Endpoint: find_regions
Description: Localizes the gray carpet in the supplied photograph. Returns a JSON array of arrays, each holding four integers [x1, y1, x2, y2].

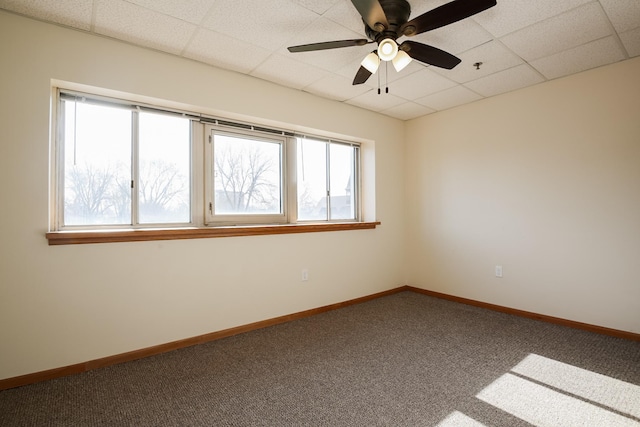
[[1, 291, 639, 426]]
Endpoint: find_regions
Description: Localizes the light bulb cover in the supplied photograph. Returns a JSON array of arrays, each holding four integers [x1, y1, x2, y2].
[[392, 50, 412, 72], [361, 52, 380, 74], [377, 38, 398, 61]]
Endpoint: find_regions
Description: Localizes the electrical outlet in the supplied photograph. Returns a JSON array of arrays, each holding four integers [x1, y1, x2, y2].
[[495, 265, 503, 278], [301, 269, 309, 282]]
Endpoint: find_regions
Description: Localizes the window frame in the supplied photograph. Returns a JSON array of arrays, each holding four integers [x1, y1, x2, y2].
[[54, 90, 196, 231], [48, 86, 375, 244], [295, 137, 361, 223], [204, 125, 289, 226]]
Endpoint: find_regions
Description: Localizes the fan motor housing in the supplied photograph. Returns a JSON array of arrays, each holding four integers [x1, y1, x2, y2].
[[364, 0, 411, 40]]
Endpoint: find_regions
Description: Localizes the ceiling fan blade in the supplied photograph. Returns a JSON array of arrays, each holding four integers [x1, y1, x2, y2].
[[288, 39, 371, 53], [353, 65, 373, 85], [400, 0, 496, 36], [400, 41, 461, 69], [351, 0, 389, 32]]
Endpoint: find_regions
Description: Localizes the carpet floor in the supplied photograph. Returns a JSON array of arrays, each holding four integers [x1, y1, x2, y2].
[[1, 291, 639, 426]]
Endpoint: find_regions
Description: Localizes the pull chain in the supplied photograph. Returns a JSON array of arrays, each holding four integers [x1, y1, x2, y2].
[[385, 61, 389, 94]]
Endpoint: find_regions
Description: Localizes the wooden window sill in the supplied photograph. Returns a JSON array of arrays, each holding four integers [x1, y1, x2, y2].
[[46, 222, 381, 245]]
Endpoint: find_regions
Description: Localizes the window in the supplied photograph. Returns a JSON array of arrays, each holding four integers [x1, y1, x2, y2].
[[51, 89, 369, 242], [57, 93, 191, 228], [297, 138, 358, 222], [206, 127, 286, 224]]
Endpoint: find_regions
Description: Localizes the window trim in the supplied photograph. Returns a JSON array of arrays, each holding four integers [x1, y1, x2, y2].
[[49, 85, 375, 244], [45, 222, 381, 245]]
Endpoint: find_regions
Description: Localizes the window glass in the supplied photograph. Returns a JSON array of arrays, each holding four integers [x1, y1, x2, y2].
[[62, 100, 131, 225], [297, 138, 357, 221], [138, 111, 190, 223], [213, 133, 282, 215], [329, 143, 355, 220], [297, 139, 327, 221], [55, 90, 361, 232]]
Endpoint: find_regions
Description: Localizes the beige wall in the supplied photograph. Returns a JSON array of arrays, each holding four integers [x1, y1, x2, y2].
[[405, 57, 640, 334], [0, 11, 406, 380], [2, 9, 639, 382]]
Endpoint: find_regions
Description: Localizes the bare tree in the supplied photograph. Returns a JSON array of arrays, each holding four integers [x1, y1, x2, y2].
[[112, 175, 132, 222], [297, 181, 323, 219], [138, 160, 188, 220], [65, 160, 187, 224], [214, 144, 279, 213], [65, 163, 121, 223]]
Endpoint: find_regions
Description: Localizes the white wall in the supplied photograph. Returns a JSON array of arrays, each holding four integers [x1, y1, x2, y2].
[[405, 57, 640, 334], [0, 11, 406, 380]]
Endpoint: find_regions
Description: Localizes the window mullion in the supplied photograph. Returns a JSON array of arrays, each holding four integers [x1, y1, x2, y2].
[[131, 110, 140, 225], [355, 146, 361, 221], [204, 128, 213, 224], [55, 96, 67, 230], [286, 137, 298, 222], [190, 121, 204, 226], [325, 142, 331, 221]]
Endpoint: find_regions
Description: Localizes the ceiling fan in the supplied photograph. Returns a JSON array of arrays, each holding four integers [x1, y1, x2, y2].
[[287, 0, 497, 85]]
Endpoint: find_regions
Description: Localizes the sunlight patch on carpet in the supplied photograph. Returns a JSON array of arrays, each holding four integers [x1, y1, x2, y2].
[[512, 353, 640, 419], [477, 368, 640, 427], [435, 410, 487, 427]]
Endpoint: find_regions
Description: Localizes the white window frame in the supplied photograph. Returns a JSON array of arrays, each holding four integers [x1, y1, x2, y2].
[[295, 137, 361, 223], [53, 90, 196, 230], [50, 86, 365, 236], [204, 124, 289, 225]]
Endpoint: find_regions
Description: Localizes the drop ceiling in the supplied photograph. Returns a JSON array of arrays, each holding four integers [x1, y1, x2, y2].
[[1, 0, 638, 120]]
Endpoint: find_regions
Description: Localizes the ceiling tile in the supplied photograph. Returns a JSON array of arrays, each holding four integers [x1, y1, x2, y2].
[[500, 3, 613, 62], [434, 41, 523, 84], [465, 64, 544, 97], [620, 27, 640, 57], [94, 0, 196, 54], [203, 0, 318, 51], [474, 0, 592, 38], [290, 0, 341, 15], [303, 74, 371, 101], [407, 0, 451, 19], [322, 0, 365, 32], [333, 55, 373, 83], [386, 61, 427, 81], [386, 68, 457, 100], [381, 102, 436, 121], [281, 16, 371, 72], [411, 19, 493, 56], [0, 0, 92, 30], [415, 85, 483, 111], [530, 36, 626, 80], [124, 0, 216, 25], [184, 29, 272, 74], [599, 0, 640, 33], [250, 53, 329, 90], [346, 90, 407, 112], [5, 0, 638, 120]]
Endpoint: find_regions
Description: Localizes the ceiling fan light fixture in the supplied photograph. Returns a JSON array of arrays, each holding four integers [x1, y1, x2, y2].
[[392, 50, 412, 72], [361, 51, 381, 73], [377, 38, 398, 61], [287, 0, 498, 86]]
